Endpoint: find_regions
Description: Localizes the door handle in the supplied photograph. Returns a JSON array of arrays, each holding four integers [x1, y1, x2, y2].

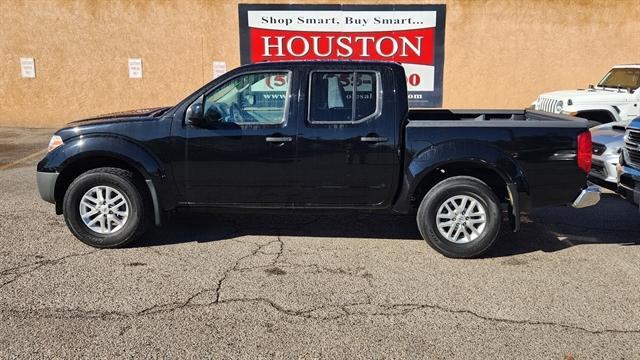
[[360, 136, 388, 143], [266, 136, 293, 143]]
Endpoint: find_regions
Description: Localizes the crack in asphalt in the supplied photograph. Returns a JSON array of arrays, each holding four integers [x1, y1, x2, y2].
[[1, 237, 637, 336], [0, 250, 101, 290], [132, 235, 286, 316], [214, 235, 284, 303], [2, 295, 639, 336]]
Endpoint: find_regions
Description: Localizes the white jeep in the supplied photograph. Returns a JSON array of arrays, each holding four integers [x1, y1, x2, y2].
[[533, 64, 640, 126]]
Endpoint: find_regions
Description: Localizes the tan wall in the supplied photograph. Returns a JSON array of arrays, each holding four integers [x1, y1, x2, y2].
[[1, 0, 639, 128]]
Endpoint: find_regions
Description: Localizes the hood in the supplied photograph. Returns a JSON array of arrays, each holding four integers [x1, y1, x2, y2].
[[590, 121, 626, 148], [590, 121, 628, 133], [538, 88, 631, 104], [66, 107, 171, 127]]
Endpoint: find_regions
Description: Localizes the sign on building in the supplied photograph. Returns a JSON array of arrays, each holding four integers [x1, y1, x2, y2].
[[128, 58, 143, 79], [239, 4, 446, 108], [213, 61, 227, 79], [20, 57, 36, 78]]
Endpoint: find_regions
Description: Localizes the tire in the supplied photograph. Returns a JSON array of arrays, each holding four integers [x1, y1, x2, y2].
[[63, 167, 149, 248], [416, 176, 502, 258]]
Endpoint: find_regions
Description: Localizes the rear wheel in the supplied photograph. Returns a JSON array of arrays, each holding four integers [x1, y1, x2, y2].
[[417, 176, 502, 258], [63, 167, 148, 248]]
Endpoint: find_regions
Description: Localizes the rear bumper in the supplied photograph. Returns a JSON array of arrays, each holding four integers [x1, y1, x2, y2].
[[587, 175, 617, 192], [618, 165, 640, 207], [572, 185, 601, 209], [36, 171, 58, 204]]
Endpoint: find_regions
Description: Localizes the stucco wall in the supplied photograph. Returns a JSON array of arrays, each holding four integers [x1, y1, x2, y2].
[[0, 0, 639, 128]]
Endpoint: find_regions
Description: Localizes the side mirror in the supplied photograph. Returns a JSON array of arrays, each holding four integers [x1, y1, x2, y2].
[[186, 100, 205, 127], [187, 99, 227, 128]]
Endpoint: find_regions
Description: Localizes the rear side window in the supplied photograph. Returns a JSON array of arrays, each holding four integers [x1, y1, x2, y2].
[[354, 72, 377, 121], [308, 71, 380, 124]]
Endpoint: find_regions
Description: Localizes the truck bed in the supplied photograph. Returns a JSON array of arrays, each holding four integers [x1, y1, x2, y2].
[[404, 109, 589, 208], [408, 109, 588, 127]]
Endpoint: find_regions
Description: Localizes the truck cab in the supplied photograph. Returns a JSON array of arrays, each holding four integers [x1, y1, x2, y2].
[[534, 64, 640, 126]]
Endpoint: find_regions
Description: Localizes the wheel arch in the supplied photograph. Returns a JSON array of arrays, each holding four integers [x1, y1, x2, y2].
[[411, 160, 512, 208], [51, 136, 165, 225], [406, 159, 526, 232], [403, 140, 528, 207], [393, 140, 529, 230], [575, 108, 619, 125]]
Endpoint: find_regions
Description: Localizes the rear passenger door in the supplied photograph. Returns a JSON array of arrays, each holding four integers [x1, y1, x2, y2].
[[296, 67, 399, 207]]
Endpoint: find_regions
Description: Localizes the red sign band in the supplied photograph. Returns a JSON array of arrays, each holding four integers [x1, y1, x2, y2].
[[249, 28, 435, 65]]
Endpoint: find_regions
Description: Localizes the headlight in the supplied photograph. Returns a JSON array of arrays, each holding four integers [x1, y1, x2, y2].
[[555, 100, 563, 113], [47, 135, 64, 152]]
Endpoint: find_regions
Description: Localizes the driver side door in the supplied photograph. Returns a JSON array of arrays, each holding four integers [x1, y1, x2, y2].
[[183, 70, 299, 205]]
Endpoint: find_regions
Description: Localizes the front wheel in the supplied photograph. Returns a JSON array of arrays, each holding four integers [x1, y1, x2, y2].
[[417, 176, 502, 258], [63, 167, 149, 248]]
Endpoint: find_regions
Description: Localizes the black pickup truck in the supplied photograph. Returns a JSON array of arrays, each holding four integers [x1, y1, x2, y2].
[[37, 61, 600, 258]]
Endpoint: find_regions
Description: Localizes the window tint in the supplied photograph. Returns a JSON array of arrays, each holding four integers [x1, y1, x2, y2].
[[308, 71, 379, 123], [355, 72, 377, 121], [309, 72, 353, 122], [204, 72, 289, 124]]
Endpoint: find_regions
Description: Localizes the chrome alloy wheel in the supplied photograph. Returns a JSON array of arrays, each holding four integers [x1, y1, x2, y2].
[[79, 185, 129, 234], [435, 195, 487, 244]]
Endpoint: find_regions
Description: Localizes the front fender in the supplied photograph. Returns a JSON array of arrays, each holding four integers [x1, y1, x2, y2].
[[39, 134, 164, 180], [37, 134, 170, 225], [567, 105, 621, 122]]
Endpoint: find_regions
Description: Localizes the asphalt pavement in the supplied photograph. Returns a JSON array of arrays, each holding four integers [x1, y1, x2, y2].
[[1, 127, 639, 358]]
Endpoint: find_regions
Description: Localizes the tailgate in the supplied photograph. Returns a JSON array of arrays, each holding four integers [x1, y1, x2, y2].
[[518, 110, 590, 207]]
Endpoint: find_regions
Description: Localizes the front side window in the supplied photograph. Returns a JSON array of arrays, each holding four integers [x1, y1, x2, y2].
[[308, 71, 379, 123], [203, 72, 290, 124]]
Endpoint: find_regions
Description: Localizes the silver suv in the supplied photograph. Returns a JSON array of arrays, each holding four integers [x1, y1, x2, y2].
[[589, 122, 626, 190]]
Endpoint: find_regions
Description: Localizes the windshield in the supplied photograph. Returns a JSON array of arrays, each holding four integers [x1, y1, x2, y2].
[[597, 68, 640, 90]]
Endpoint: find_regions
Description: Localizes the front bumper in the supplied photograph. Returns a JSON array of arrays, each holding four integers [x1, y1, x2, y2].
[[572, 185, 601, 209], [589, 154, 619, 191], [618, 165, 640, 207], [36, 171, 58, 204]]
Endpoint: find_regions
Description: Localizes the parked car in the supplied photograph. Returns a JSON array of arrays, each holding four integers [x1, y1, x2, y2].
[[618, 117, 640, 207], [533, 64, 640, 126], [589, 122, 626, 190], [37, 61, 599, 258]]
